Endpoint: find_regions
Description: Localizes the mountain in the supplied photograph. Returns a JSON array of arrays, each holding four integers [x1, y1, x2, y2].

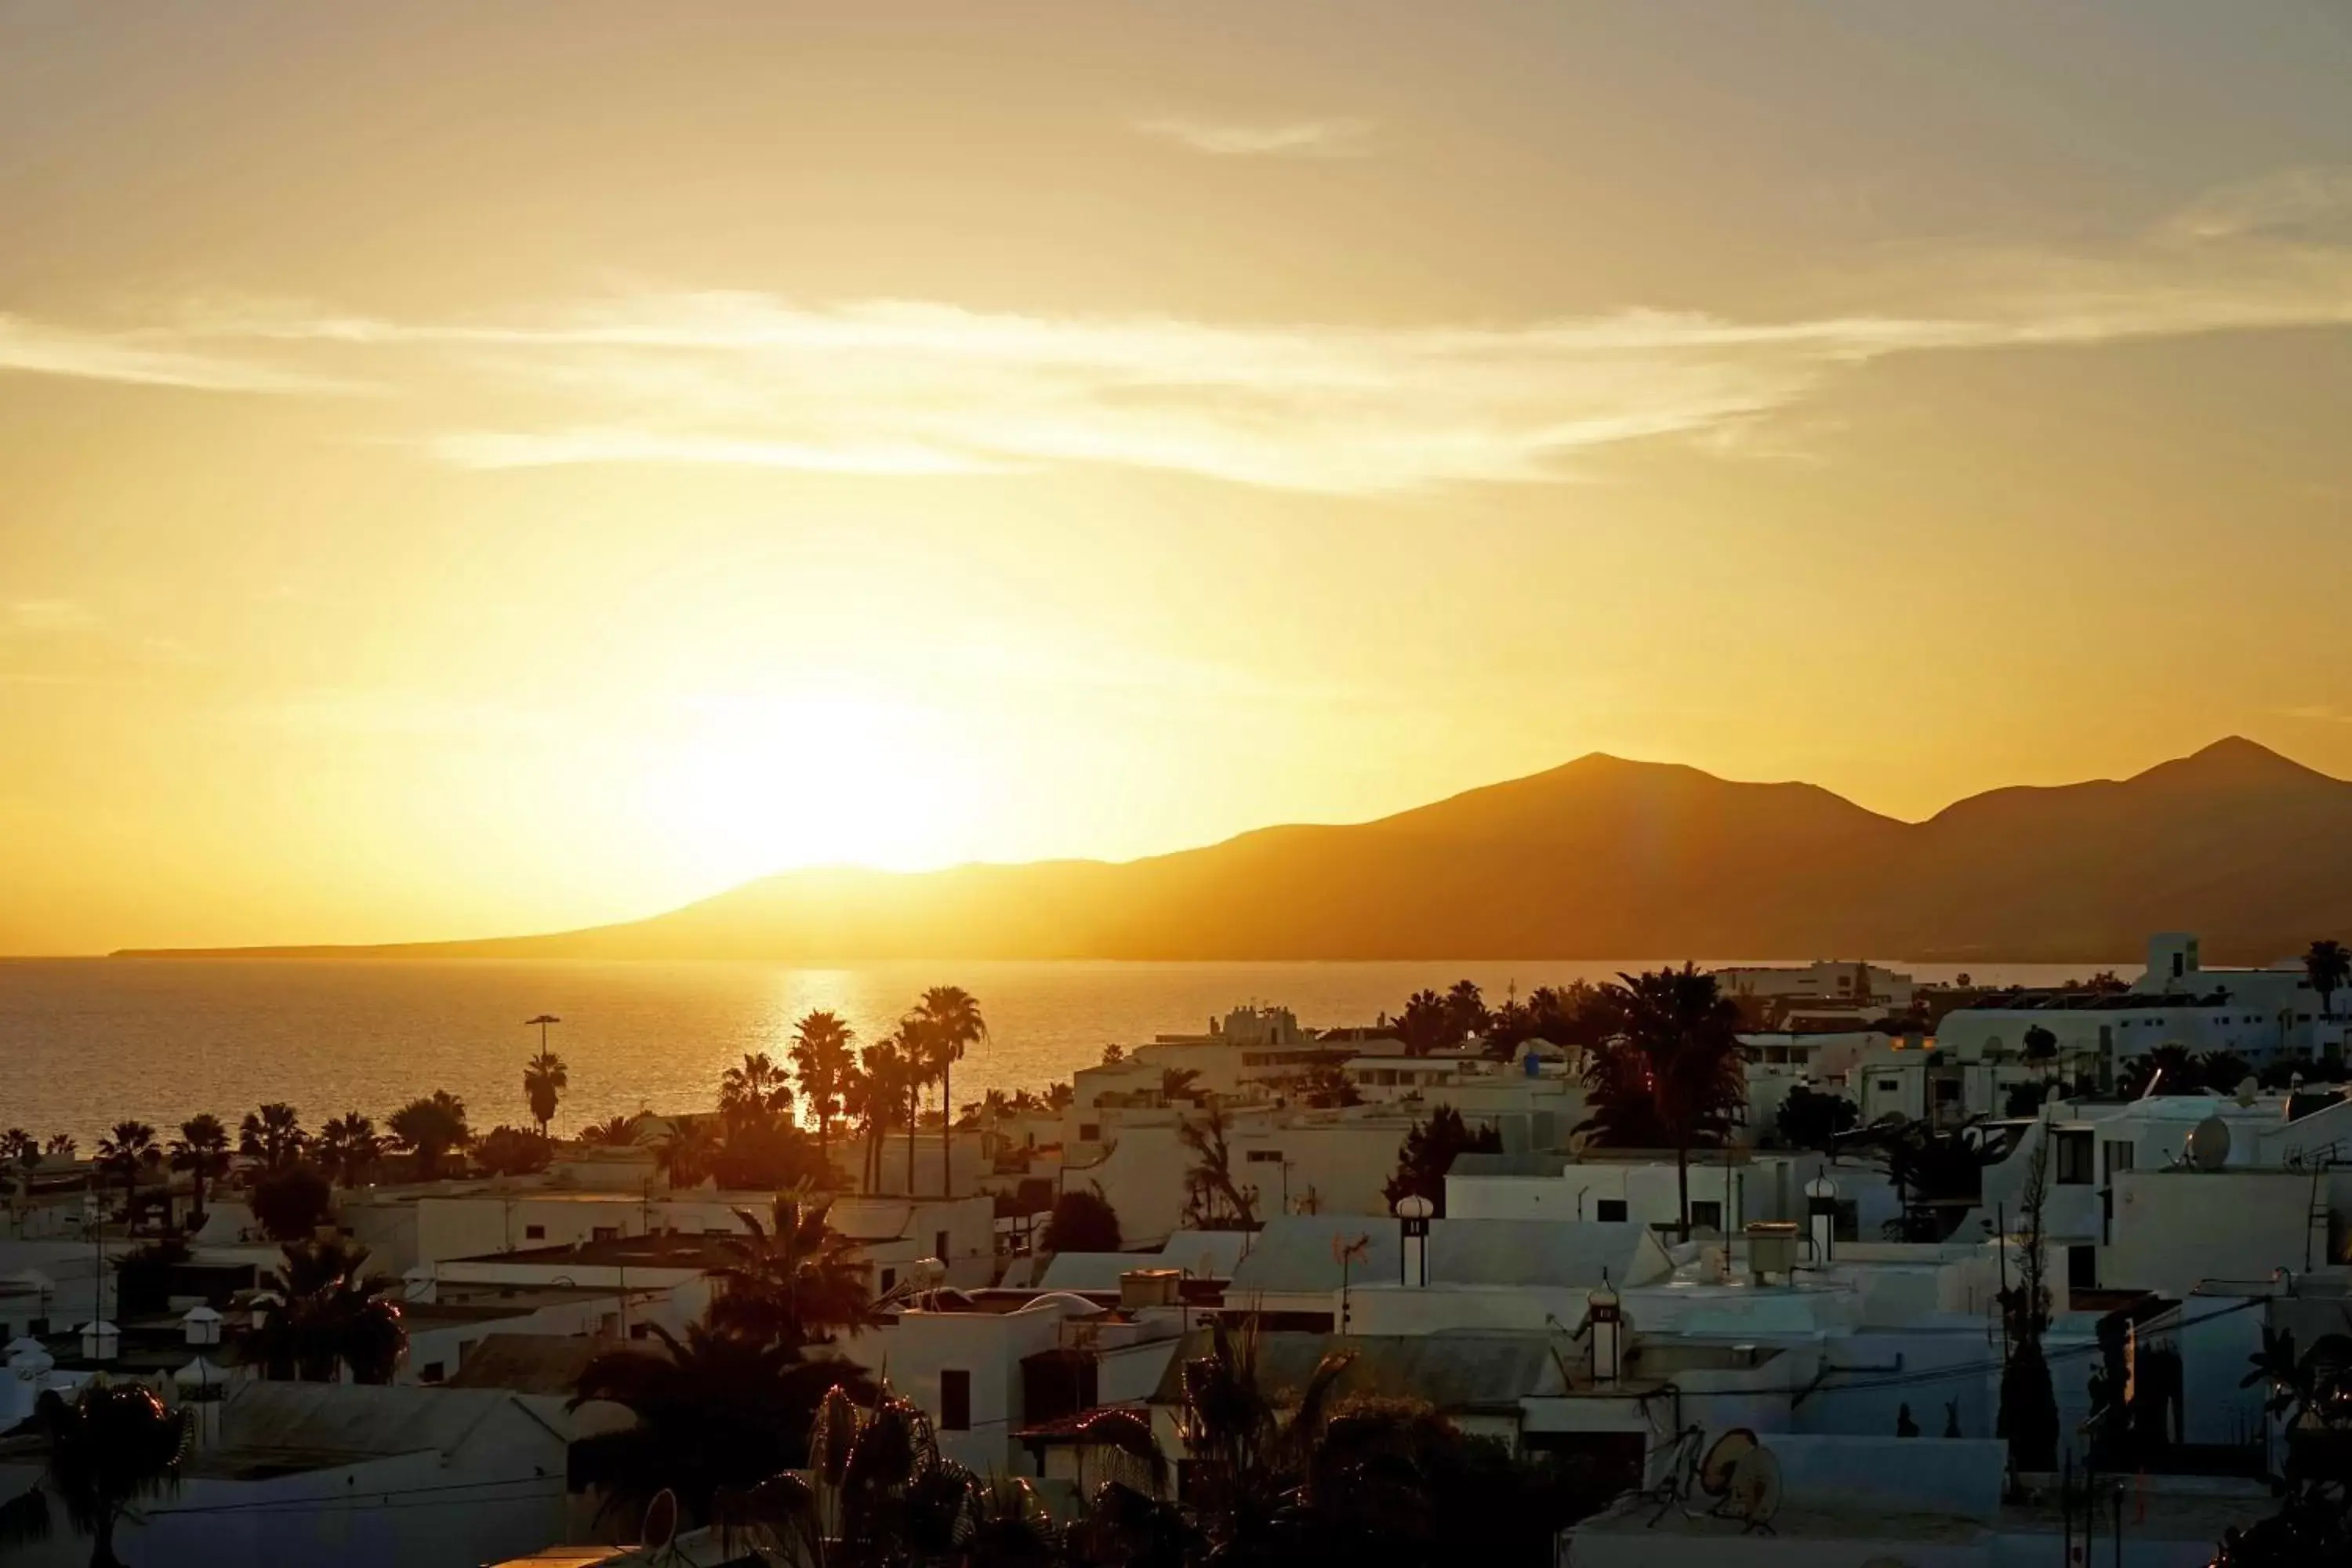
[[115, 737, 2352, 964]]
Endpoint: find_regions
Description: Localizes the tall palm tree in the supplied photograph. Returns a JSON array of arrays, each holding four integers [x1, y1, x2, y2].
[[386, 1091, 469, 1180], [0, 1383, 192, 1568], [43, 1134, 76, 1164], [245, 1236, 406, 1384], [581, 1112, 644, 1148], [1180, 1317, 1354, 1566], [709, 1194, 872, 1351], [568, 1323, 871, 1530], [655, 1120, 719, 1191], [2307, 938, 2350, 1019], [910, 986, 985, 1199], [94, 1121, 156, 1228], [238, 1102, 307, 1171], [786, 1011, 856, 1167], [523, 1048, 569, 1138], [720, 1052, 793, 1136], [168, 1114, 230, 1226], [1, 1128, 38, 1168], [1177, 1103, 1258, 1230], [314, 1112, 383, 1188], [1583, 964, 1747, 1240]]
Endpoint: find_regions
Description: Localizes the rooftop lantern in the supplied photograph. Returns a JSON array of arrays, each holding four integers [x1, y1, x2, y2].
[[78, 1320, 119, 1363], [182, 1305, 223, 1347], [1394, 1193, 1433, 1288]]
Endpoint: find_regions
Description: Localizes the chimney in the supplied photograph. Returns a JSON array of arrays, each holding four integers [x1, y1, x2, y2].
[[1805, 1175, 1840, 1267], [1588, 1277, 1624, 1384], [1394, 1194, 1432, 1287]]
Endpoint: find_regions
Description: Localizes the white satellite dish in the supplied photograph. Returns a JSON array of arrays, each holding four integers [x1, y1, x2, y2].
[[641, 1488, 680, 1557], [2187, 1116, 2231, 1171]]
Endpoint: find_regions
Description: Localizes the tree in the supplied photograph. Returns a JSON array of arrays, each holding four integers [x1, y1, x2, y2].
[[1295, 1061, 1362, 1109], [568, 1323, 871, 1529], [2211, 1325, 2352, 1565], [1042, 1187, 1123, 1254], [474, 1125, 554, 1177], [169, 1114, 230, 1226], [1, 1127, 37, 1169], [720, 1053, 794, 1138], [95, 1121, 158, 1227], [523, 1048, 568, 1138], [1394, 989, 1454, 1056], [911, 986, 985, 1199], [2307, 939, 2350, 1019], [581, 1112, 644, 1147], [1996, 1136, 2059, 1479], [1577, 964, 1748, 1239], [1159, 1066, 1203, 1105], [1853, 1119, 2002, 1242], [249, 1160, 333, 1242], [1181, 1318, 1353, 1565], [787, 1010, 857, 1167], [1178, 1104, 1259, 1229], [1382, 1106, 1501, 1218], [0, 1383, 191, 1568], [709, 1195, 872, 1351], [655, 1120, 719, 1191], [238, 1103, 307, 1170], [1773, 1086, 1859, 1151], [314, 1112, 383, 1188], [245, 1236, 407, 1383], [387, 1091, 470, 1180], [2022, 1023, 2060, 1080], [44, 1134, 76, 1164]]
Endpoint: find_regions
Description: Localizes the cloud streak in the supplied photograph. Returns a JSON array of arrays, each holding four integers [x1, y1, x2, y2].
[[0, 314, 368, 395], [1132, 114, 1376, 158], [9, 169, 2352, 496]]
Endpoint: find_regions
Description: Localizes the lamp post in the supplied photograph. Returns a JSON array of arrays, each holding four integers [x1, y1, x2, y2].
[[527, 1014, 561, 1054]]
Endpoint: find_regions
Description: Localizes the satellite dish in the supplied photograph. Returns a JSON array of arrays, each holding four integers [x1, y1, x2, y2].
[[1698, 1428, 1759, 1497], [1723, 1443, 1784, 1534], [641, 1489, 679, 1555], [2187, 1116, 2231, 1171]]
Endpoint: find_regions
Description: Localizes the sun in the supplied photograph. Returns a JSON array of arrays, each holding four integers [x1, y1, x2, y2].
[[639, 689, 975, 882]]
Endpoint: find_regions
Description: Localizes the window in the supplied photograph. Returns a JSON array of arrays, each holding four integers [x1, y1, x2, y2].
[[1078, 1123, 1101, 1142], [1246, 1149, 1285, 1163], [940, 1369, 971, 1431], [1690, 1201, 1723, 1233], [524, 1224, 546, 1241], [1595, 1199, 1628, 1222], [629, 1323, 652, 1340], [879, 1268, 897, 1294], [419, 1361, 445, 1384], [1877, 1078, 1901, 1094], [591, 1226, 619, 1243], [2102, 1141, 2135, 1181], [2068, 1245, 2097, 1291], [2053, 1131, 2095, 1185], [935, 1229, 950, 1262]]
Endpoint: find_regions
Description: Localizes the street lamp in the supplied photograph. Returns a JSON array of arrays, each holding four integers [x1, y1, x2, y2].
[[526, 1014, 562, 1052]]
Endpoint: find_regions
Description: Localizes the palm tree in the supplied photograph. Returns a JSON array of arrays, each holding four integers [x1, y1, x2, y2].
[[1578, 964, 1747, 1240], [786, 1010, 856, 1167], [94, 1121, 156, 1227], [655, 1120, 719, 1191], [44, 1134, 76, 1164], [245, 1236, 406, 1383], [386, 1091, 470, 1181], [2307, 939, 2351, 1019], [568, 1323, 871, 1529], [910, 986, 986, 1199], [168, 1114, 230, 1226], [709, 1195, 873, 1351], [314, 1112, 383, 1188], [0, 1383, 192, 1567], [1, 1128, 37, 1168], [581, 1112, 644, 1147], [720, 1052, 793, 1136], [1158, 1066, 1203, 1105], [518, 1050, 566, 1139], [1180, 1317, 1353, 1565], [1178, 1103, 1258, 1230], [238, 1102, 306, 1170]]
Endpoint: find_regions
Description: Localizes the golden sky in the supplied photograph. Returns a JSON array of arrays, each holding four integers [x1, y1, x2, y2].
[[8, 2, 2352, 953]]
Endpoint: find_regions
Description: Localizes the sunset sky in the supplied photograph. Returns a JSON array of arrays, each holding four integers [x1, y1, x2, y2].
[[8, 2, 2352, 954]]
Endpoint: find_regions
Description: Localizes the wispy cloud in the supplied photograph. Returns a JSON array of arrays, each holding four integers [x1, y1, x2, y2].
[[0, 314, 368, 395], [1131, 114, 1377, 158], [10, 168, 2352, 495], [4, 600, 99, 634]]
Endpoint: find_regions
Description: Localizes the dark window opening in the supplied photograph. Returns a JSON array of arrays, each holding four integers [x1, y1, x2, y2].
[[1595, 1199, 1628, 1223], [1689, 1201, 1723, 1233], [524, 1225, 546, 1240], [935, 1229, 950, 1262], [940, 1368, 971, 1431]]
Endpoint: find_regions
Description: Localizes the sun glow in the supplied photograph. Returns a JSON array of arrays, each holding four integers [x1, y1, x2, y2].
[[640, 690, 979, 882]]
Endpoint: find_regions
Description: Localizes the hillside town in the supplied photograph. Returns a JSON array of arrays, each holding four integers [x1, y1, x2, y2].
[[5, 935, 2352, 1566]]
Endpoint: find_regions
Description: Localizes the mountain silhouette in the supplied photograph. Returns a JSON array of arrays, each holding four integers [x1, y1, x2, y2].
[[116, 737, 2352, 964]]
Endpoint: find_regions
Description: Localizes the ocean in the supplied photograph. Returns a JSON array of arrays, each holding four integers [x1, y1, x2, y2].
[[0, 956, 2104, 1144]]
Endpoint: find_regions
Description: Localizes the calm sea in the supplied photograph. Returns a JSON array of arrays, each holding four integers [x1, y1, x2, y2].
[[0, 957, 2103, 1144]]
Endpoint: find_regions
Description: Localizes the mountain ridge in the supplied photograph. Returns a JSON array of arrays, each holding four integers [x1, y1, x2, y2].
[[113, 737, 2352, 965]]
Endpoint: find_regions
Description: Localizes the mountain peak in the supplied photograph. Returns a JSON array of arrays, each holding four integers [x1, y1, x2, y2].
[[2140, 735, 2335, 787]]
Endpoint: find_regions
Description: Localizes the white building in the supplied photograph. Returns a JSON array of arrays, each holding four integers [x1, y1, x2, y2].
[[1715, 960, 1918, 1013]]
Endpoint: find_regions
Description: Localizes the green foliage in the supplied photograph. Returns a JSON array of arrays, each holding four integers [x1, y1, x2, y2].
[[1041, 1187, 1123, 1254], [708, 1195, 873, 1351], [238, 1103, 307, 1169], [249, 1160, 333, 1242], [474, 1123, 554, 1177], [387, 1091, 470, 1179], [1381, 1105, 1501, 1217], [0, 1382, 191, 1567], [1773, 1085, 1859, 1150], [246, 1236, 407, 1384]]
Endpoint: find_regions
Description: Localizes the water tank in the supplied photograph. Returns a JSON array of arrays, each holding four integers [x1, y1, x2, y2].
[[1118, 1269, 1181, 1311], [1745, 1222, 1800, 1284]]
